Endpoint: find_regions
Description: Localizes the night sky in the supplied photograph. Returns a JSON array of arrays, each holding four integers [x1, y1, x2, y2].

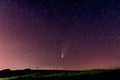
[[0, 0, 120, 70]]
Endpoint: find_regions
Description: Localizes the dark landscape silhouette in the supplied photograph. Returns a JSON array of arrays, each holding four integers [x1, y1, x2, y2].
[[0, 68, 120, 80]]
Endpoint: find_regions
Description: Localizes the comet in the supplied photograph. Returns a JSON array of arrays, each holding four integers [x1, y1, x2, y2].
[[61, 52, 64, 58], [61, 47, 65, 58], [61, 44, 68, 58]]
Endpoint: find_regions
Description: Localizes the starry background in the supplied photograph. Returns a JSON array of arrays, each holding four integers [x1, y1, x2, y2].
[[0, 0, 120, 70]]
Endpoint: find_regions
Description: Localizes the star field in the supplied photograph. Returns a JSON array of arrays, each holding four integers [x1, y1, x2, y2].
[[0, 0, 120, 70]]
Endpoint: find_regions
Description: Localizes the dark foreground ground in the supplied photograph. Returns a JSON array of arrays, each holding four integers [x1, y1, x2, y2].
[[0, 69, 120, 80]]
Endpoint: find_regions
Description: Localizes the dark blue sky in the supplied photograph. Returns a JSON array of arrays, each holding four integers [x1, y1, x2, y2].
[[0, 0, 120, 70]]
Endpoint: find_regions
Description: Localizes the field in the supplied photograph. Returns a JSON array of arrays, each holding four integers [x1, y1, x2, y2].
[[0, 69, 120, 80]]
